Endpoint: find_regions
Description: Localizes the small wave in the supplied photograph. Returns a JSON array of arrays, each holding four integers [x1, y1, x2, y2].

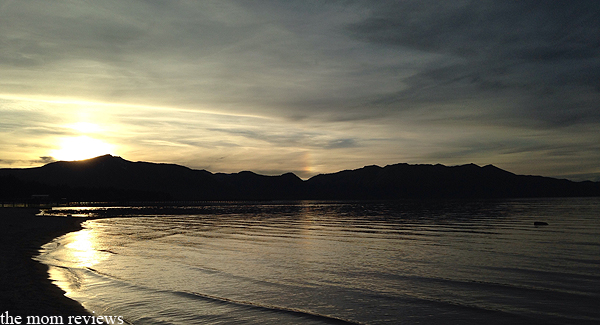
[[173, 290, 364, 325], [98, 249, 118, 254], [78, 266, 364, 324]]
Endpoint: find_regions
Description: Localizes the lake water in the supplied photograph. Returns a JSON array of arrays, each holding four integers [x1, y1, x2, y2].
[[36, 198, 600, 324]]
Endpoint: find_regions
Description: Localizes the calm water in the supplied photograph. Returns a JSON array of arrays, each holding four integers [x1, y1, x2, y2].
[[36, 199, 600, 324]]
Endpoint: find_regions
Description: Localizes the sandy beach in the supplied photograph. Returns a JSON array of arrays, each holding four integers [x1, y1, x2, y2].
[[0, 208, 90, 318]]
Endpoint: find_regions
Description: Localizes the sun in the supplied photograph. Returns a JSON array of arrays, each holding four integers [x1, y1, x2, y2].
[[50, 135, 115, 161]]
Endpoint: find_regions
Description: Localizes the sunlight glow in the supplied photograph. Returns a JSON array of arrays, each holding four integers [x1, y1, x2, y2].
[[0, 93, 270, 119], [50, 136, 115, 161], [45, 223, 112, 297], [67, 122, 103, 133], [65, 229, 107, 268]]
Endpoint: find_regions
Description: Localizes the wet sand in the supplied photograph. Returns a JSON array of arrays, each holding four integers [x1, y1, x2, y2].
[[0, 208, 91, 317]]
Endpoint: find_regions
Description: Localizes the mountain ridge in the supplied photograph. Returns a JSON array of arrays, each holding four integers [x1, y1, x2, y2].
[[1, 154, 598, 202]]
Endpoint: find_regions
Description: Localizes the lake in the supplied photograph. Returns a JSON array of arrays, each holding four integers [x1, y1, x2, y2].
[[36, 198, 600, 324]]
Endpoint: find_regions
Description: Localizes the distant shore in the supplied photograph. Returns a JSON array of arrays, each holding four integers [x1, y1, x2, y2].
[[0, 208, 91, 317]]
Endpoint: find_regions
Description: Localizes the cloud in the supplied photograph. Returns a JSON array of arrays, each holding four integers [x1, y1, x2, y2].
[[0, 1, 599, 180], [348, 1, 600, 61], [3, 1, 599, 124], [0, 0, 421, 119], [346, 0, 600, 126], [326, 138, 358, 149], [0, 156, 55, 166], [38, 156, 55, 164]]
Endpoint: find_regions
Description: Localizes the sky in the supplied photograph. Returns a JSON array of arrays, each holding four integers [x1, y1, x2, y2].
[[1, 0, 599, 181]]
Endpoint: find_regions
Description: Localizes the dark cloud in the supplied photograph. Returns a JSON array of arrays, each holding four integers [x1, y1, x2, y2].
[[0, 157, 55, 166], [346, 0, 600, 126], [348, 1, 600, 61], [206, 126, 360, 150], [326, 138, 358, 149], [38, 156, 55, 164]]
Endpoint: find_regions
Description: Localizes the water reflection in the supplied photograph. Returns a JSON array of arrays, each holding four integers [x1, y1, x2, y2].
[[41, 227, 111, 299], [36, 200, 600, 325], [65, 229, 106, 268]]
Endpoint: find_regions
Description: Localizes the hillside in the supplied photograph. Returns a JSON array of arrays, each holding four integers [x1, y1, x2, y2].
[[1, 155, 599, 203]]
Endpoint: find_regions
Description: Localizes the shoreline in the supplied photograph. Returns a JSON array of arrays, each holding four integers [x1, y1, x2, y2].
[[0, 208, 91, 317]]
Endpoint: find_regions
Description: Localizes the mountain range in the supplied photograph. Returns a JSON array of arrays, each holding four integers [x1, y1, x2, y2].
[[1, 154, 599, 203]]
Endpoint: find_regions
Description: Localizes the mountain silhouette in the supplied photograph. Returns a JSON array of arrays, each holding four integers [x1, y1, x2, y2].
[[1, 154, 599, 203]]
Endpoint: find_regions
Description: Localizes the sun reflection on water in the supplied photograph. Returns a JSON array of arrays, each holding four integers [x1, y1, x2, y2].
[[43, 226, 111, 298], [64, 229, 107, 268]]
